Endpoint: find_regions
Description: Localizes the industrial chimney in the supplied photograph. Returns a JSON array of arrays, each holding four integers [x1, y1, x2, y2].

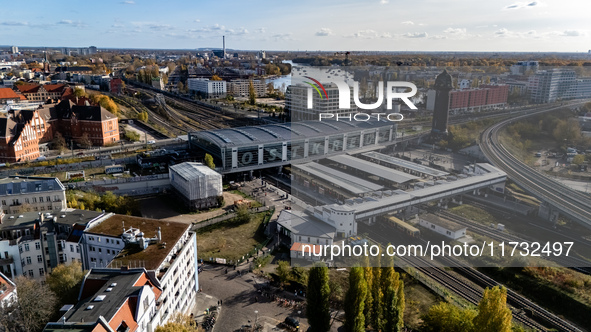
[[222, 36, 226, 59]]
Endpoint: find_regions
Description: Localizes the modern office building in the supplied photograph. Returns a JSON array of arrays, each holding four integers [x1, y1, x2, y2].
[[187, 78, 226, 98], [528, 69, 577, 103], [189, 119, 397, 174]]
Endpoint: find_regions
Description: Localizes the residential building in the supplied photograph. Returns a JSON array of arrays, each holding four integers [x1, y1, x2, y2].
[[187, 78, 226, 98], [427, 84, 509, 114], [10, 46, 18, 54], [169, 162, 223, 211], [0, 88, 25, 104], [15, 83, 67, 102], [510, 60, 539, 75], [227, 79, 266, 97], [0, 272, 16, 307], [0, 208, 109, 280], [0, 99, 119, 162], [286, 83, 357, 121], [80, 214, 199, 323], [44, 268, 163, 332], [0, 176, 66, 214]]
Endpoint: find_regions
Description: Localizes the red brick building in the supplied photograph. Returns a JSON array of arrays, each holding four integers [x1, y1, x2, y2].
[[448, 85, 509, 113], [0, 100, 119, 162], [14, 83, 67, 102]]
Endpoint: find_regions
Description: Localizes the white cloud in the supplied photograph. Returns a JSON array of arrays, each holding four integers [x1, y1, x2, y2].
[[0, 21, 28, 26], [148, 24, 172, 31], [401, 21, 414, 25], [272, 33, 293, 41], [57, 19, 86, 27], [504, 1, 539, 10], [346, 29, 379, 39], [120, 0, 135, 4], [403, 32, 428, 38], [444, 27, 467, 35], [255, 27, 266, 34], [561, 30, 584, 37], [194, 19, 200, 23], [380, 0, 389, 4], [315, 28, 333, 37]]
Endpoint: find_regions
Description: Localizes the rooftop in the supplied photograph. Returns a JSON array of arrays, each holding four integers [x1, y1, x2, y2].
[[293, 162, 383, 195], [361, 152, 449, 177], [420, 214, 466, 232], [190, 119, 394, 148], [277, 210, 336, 239], [170, 162, 221, 181], [0, 88, 20, 100], [0, 272, 16, 303], [326, 154, 419, 184], [0, 176, 65, 195], [61, 268, 159, 329], [87, 215, 190, 270]]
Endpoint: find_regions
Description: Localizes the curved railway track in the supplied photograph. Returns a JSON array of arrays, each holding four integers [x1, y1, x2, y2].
[[479, 101, 591, 226]]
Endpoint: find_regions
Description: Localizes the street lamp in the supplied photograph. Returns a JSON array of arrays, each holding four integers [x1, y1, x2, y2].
[[254, 310, 258, 328]]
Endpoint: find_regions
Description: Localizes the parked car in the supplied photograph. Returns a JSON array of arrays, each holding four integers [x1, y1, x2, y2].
[[284, 317, 300, 329], [147, 140, 156, 144]]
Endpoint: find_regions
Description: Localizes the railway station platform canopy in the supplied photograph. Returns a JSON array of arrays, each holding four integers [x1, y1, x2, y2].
[[293, 162, 384, 196], [189, 119, 397, 173], [326, 154, 419, 184], [361, 151, 449, 178]]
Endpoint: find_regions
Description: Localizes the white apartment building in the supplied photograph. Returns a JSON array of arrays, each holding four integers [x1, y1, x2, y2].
[[227, 79, 266, 97], [0, 176, 67, 214], [81, 214, 199, 325], [187, 78, 226, 98], [286, 83, 357, 121]]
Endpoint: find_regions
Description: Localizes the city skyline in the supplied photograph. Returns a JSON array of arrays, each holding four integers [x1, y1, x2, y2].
[[0, 0, 589, 52]]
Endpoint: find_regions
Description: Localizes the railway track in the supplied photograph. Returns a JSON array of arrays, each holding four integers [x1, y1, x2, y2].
[[363, 224, 550, 331], [435, 209, 591, 275], [479, 100, 591, 226]]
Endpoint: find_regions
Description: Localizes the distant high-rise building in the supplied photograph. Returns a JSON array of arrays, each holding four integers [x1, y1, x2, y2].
[[528, 69, 576, 103], [10, 46, 18, 54], [286, 83, 356, 122], [222, 35, 226, 59], [89, 46, 97, 54], [431, 70, 453, 136], [510, 61, 539, 75]]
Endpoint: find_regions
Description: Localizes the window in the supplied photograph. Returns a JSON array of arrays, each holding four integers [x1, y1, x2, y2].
[[39, 268, 44, 276], [24, 243, 30, 251], [70, 245, 74, 252], [39, 197, 43, 203], [431, 225, 435, 229], [98, 248, 102, 253], [35, 242, 40, 250], [28, 270, 34, 277], [26, 257, 32, 265], [37, 255, 42, 263]]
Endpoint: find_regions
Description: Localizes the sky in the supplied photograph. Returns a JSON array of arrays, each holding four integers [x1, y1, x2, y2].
[[1, 0, 590, 52]]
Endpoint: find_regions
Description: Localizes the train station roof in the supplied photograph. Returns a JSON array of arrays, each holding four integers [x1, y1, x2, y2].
[[190, 119, 393, 148], [327, 154, 419, 184], [293, 162, 384, 195], [361, 151, 449, 177]]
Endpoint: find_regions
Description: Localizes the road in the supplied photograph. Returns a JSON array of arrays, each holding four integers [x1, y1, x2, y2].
[[479, 100, 591, 227]]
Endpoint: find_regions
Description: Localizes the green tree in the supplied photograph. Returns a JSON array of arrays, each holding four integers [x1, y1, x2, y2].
[[370, 247, 383, 329], [473, 286, 512, 332], [248, 80, 256, 105], [344, 266, 367, 332], [275, 260, 291, 285], [362, 255, 374, 328], [0, 276, 57, 332], [73, 87, 87, 98], [307, 263, 331, 332], [204, 153, 215, 170], [235, 204, 251, 224], [155, 314, 199, 332], [421, 302, 476, 332], [572, 154, 585, 165], [46, 261, 86, 305], [382, 285, 400, 332]]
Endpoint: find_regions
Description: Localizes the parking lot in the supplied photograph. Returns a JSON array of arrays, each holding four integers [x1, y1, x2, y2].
[[197, 264, 312, 332]]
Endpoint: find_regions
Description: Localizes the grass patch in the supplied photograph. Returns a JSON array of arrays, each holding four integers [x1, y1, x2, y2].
[[196, 210, 269, 262], [448, 204, 496, 226]]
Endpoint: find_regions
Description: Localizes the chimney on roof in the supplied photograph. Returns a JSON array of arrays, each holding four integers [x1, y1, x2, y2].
[[157, 227, 162, 243]]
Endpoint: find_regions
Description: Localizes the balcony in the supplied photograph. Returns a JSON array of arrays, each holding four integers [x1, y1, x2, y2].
[[0, 256, 14, 265]]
